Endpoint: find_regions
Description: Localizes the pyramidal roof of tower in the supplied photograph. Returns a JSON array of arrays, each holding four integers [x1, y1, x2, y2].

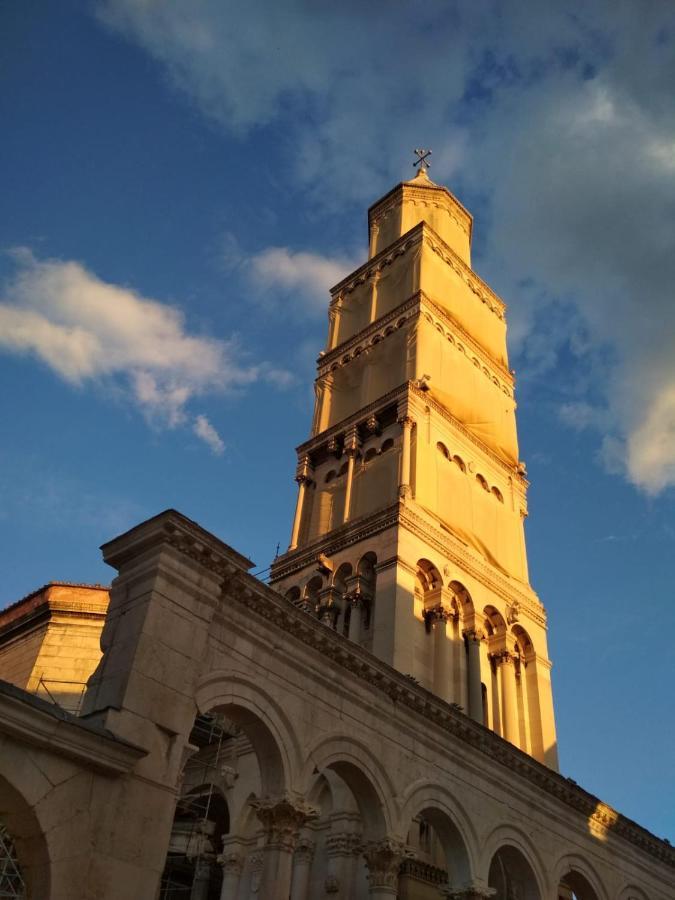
[[367, 165, 473, 240]]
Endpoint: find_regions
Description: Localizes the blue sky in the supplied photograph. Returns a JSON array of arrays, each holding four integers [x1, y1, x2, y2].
[[1, 2, 674, 840]]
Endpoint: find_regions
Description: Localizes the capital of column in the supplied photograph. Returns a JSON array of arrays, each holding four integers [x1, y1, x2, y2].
[[424, 602, 456, 627], [463, 628, 485, 643], [326, 832, 361, 858], [251, 796, 318, 852], [489, 649, 515, 667], [294, 835, 315, 865], [360, 838, 412, 890], [218, 849, 245, 876], [397, 414, 414, 429], [365, 413, 380, 434]]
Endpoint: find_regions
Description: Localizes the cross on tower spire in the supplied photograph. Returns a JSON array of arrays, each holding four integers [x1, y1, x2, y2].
[[413, 148, 432, 172]]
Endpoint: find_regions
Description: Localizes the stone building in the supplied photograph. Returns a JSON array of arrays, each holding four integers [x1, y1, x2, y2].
[[0, 166, 672, 900]]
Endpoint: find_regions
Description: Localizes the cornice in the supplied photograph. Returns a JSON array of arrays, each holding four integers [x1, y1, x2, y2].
[[207, 568, 674, 871], [299, 382, 526, 488], [329, 224, 424, 299], [367, 180, 473, 241], [0, 679, 145, 776]]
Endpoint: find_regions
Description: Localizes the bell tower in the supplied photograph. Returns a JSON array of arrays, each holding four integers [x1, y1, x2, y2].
[[270, 160, 558, 770]]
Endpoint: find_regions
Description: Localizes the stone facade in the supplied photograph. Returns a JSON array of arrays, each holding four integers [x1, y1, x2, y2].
[[0, 168, 672, 899]]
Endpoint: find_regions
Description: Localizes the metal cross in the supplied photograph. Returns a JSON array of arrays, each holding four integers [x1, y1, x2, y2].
[[413, 148, 432, 170]]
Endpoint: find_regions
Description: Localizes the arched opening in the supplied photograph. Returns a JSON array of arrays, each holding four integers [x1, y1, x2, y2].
[[402, 804, 472, 892], [380, 437, 394, 453], [558, 868, 600, 900], [161, 699, 290, 900], [452, 454, 466, 473], [489, 844, 541, 900], [437, 441, 450, 459], [0, 820, 26, 899], [492, 486, 504, 502], [303, 575, 324, 612], [0, 775, 49, 899], [364, 446, 378, 463], [332, 562, 353, 635], [285, 586, 301, 606], [476, 473, 489, 491]]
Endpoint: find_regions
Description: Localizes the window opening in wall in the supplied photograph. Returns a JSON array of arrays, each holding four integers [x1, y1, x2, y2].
[[0, 822, 25, 899], [381, 438, 394, 453], [452, 455, 466, 472]]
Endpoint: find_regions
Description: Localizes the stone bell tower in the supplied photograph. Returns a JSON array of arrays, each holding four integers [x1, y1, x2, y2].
[[270, 160, 558, 770]]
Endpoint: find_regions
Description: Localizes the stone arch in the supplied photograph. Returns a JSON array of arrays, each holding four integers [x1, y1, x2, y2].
[[512, 624, 535, 659], [553, 853, 606, 900], [0, 775, 49, 899], [300, 735, 398, 838], [481, 824, 547, 900], [416, 558, 443, 592], [332, 561, 353, 591], [195, 670, 302, 797], [449, 580, 474, 623], [484, 605, 507, 641], [399, 782, 478, 887]]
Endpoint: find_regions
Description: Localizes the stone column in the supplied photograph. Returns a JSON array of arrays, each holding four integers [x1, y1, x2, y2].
[[325, 832, 360, 899], [430, 606, 453, 704], [190, 859, 211, 900], [368, 270, 381, 323], [290, 837, 315, 900], [465, 630, 484, 724], [218, 849, 244, 900], [318, 586, 342, 629], [253, 797, 317, 900], [290, 457, 313, 551], [361, 839, 410, 899], [398, 416, 414, 499], [343, 426, 360, 523], [494, 652, 519, 745], [347, 593, 362, 643]]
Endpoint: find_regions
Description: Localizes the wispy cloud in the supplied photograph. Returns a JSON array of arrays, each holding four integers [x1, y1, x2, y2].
[[193, 414, 225, 455], [0, 249, 288, 453], [96, 2, 675, 492], [223, 234, 355, 315]]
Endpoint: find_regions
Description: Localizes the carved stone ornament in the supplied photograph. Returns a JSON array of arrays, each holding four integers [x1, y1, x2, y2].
[[506, 601, 520, 624], [251, 796, 318, 852], [365, 414, 380, 434], [360, 838, 413, 889], [217, 849, 244, 875], [440, 883, 497, 900], [294, 836, 315, 864], [324, 874, 340, 893]]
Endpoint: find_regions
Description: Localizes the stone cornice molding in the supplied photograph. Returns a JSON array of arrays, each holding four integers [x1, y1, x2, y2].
[[330, 223, 424, 300], [100, 508, 254, 578], [0, 679, 145, 776]]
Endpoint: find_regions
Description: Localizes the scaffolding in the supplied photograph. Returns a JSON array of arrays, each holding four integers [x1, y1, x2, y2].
[[33, 676, 87, 716], [159, 713, 238, 900], [0, 823, 25, 899]]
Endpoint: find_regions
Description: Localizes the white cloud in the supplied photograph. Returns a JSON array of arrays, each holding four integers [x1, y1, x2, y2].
[[249, 247, 354, 313], [95, 1, 675, 492], [0, 249, 287, 452], [193, 414, 225, 455]]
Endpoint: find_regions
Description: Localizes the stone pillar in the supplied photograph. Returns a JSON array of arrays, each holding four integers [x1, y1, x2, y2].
[[347, 594, 363, 643], [290, 837, 315, 900], [343, 426, 360, 523], [190, 859, 211, 900], [495, 652, 519, 745], [325, 832, 359, 899], [465, 630, 484, 724], [218, 849, 244, 900], [368, 270, 381, 323], [430, 606, 453, 704], [318, 586, 342, 629], [253, 797, 317, 900], [398, 416, 414, 499], [371, 560, 416, 673], [290, 457, 313, 550], [361, 839, 410, 899]]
